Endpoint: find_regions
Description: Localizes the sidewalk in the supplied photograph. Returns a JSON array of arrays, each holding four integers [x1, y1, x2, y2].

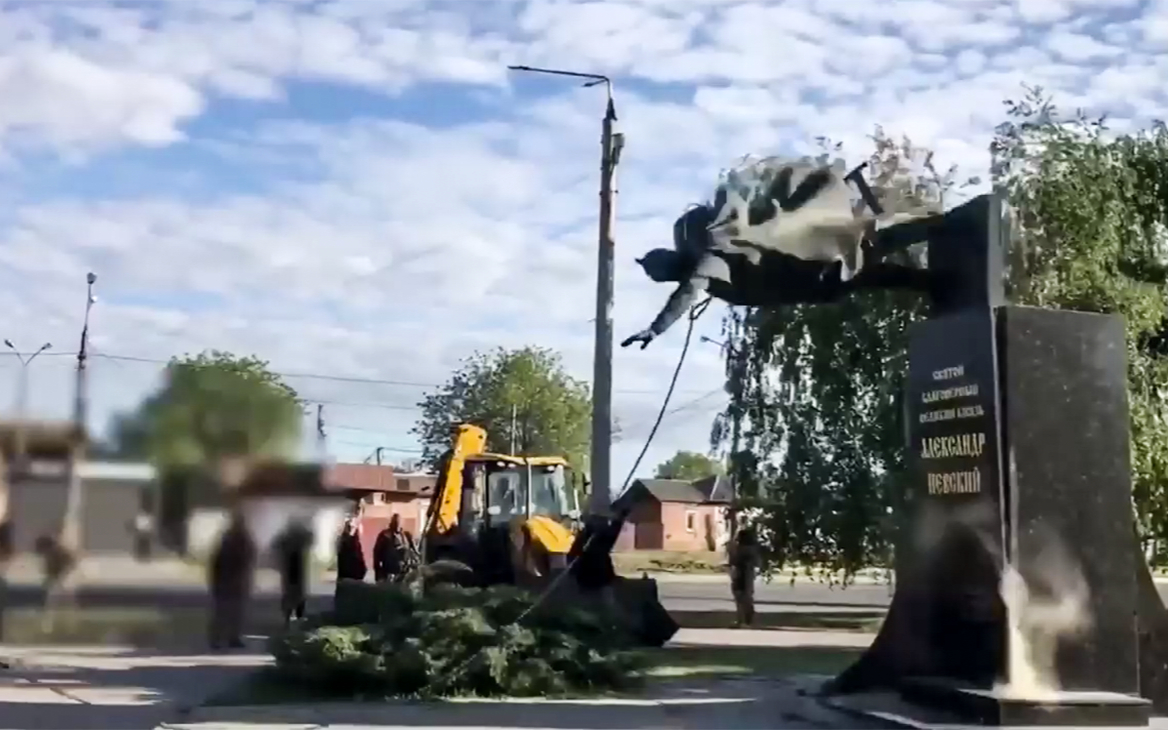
[[0, 630, 873, 730], [0, 645, 269, 730]]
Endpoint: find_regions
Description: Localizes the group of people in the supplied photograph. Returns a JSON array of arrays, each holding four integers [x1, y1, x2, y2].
[[333, 513, 420, 588], [204, 510, 420, 650]]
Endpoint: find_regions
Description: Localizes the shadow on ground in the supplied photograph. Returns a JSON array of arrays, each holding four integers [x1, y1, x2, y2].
[[0, 649, 267, 730], [192, 673, 859, 730]]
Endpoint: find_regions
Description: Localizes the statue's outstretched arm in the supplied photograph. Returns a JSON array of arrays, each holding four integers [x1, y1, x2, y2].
[[623, 255, 727, 350]]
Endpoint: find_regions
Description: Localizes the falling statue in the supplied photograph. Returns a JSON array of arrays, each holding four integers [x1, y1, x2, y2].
[[622, 156, 933, 349]]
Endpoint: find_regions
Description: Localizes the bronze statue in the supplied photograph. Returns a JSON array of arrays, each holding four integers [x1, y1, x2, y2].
[[623, 157, 933, 349]]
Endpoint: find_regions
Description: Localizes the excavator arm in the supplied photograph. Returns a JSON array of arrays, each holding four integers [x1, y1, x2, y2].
[[423, 424, 488, 537]]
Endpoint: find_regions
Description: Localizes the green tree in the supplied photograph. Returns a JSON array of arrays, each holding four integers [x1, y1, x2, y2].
[[113, 350, 303, 467], [654, 450, 722, 481], [993, 90, 1168, 560], [413, 346, 592, 473], [714, 87, 1168, 577]]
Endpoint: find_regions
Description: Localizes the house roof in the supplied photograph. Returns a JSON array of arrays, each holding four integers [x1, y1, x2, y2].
[[692, 474, 733, 503], [615, 476, 733, 508], [625, 479, 708, 504], [327, 464, 436, 498], [325, 463, 397, 490]]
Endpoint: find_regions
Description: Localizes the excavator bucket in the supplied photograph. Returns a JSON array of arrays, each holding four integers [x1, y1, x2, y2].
[[560, 513, 679, 648]]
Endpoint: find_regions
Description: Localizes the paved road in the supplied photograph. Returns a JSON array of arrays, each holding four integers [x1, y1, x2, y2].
[[0, 558, 1161, 612]]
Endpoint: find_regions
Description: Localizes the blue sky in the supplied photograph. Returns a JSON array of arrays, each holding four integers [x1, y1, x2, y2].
[[0, 0, 1164, 486]]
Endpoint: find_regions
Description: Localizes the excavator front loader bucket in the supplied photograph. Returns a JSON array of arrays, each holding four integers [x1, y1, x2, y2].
[[561, 513, 679, 648], [608, 573, 679, 647]]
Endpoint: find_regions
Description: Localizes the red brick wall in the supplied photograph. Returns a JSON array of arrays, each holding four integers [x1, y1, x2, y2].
[[658, 502, 726, 551]]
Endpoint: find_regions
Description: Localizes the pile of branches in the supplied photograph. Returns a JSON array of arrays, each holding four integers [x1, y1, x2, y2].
[[268, 580, 646, 699]]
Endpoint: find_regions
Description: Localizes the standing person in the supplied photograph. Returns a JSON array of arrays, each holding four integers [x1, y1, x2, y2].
[[334, 517, 367, 601], [372, 514, 410, 583], [207, 512, 257, 650], [275, 522, 312, 627], [728, 526, 760, 628]]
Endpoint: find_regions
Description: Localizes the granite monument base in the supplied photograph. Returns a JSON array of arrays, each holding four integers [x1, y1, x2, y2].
[[826, 306, 1158, 726], [900, 678, 1152, 727]]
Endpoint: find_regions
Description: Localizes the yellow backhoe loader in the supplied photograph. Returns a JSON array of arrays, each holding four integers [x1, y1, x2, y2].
[[419, 423, 582, 586], [417, 423, 678, 647]]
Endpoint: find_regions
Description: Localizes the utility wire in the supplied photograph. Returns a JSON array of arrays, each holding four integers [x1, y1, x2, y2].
[[2, 351, 714, 396]]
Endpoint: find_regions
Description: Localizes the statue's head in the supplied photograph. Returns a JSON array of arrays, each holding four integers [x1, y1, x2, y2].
[[636, 248, 686, 283]]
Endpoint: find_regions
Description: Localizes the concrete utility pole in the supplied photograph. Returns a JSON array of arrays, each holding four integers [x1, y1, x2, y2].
[[316, 403, 327, 453], [2, 340, 51, 419], [506, 65, 624, 514], [60, 273, 96, 558]]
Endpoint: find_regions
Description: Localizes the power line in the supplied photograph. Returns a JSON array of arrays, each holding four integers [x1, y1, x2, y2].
[[29, 352, 713, 396], [333, 439, 423, 453]]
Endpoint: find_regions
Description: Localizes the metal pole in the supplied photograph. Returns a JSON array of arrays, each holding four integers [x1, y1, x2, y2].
[[316, 404, 327, 458], [506, 65, 621, 516], [510, 403, 517, 456], [60, 273, 96, 554]]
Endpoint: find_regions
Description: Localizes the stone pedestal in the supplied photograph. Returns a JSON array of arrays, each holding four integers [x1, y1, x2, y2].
[[828, 305, 1152, 726]]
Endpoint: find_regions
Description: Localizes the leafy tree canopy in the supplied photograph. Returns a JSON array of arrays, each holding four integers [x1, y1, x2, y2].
[[112, 350, 303, 468], [713, 86, 1168, 577], [413, 346, 592, 474], [654, 450, 722, 481]]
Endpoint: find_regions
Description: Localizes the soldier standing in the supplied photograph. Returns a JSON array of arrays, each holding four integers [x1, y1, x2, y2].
[[728, 526, 760, 628], [372, 514, 411, 583]]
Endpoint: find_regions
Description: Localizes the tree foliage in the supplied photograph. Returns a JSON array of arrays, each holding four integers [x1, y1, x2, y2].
[[993, 90, 1168, 559], [654, 450, 722, 481], [413, 347, 591, 473], [714, 86, 1168, 576], [712, 128, 972, 578], [112, 350, 303, 467]]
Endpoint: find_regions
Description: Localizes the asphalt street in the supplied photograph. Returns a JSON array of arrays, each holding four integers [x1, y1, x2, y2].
[[1, 561, 1162, 612]]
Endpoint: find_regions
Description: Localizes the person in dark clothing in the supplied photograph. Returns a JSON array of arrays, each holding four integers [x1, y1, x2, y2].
[[373, 515, 415, 583], [334, 518, 367, 601], [728, 526, 761, 628], [274, 522, 313, 627], [208, 513, 257, 650]]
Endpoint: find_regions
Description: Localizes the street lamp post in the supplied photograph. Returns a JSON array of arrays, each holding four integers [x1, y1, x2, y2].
[[3, 340, 52, 419], [60, 272, 96, 554], [506, 65, 624, 515]]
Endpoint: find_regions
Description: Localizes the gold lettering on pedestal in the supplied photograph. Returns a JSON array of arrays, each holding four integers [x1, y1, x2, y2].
[[920, 432, 987, 459], [921, 384, 979, 404], [926, 469, 982, 495]]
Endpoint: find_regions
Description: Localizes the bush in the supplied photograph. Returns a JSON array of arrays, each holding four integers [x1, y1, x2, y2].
[[269, 581, 646, 699]]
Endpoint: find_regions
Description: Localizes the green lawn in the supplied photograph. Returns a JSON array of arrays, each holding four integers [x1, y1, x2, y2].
[[613, 550, 726, 575], [672, 608, 884, 632], [643, 643, 863, 679]]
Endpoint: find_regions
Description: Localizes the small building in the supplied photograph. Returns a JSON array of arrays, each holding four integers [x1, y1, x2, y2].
[[8, 459, 155, 555], [612, 475, 733, 552]]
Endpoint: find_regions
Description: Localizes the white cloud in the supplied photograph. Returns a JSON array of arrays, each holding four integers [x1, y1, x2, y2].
[[0, 0, 1164, 489]]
